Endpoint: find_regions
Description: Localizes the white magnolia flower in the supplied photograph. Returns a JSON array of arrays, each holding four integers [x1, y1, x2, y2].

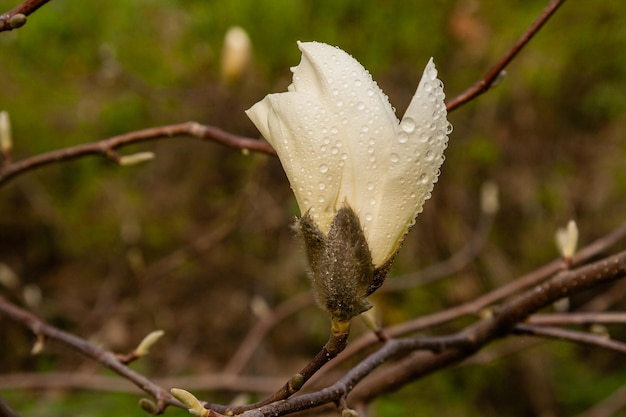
[[246, 41, 449, 268]]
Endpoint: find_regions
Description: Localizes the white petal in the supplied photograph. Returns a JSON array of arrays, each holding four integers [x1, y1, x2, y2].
[[294, 42, 399, 236], [246, 91, 342, 233], [367, 59, 449, 266]]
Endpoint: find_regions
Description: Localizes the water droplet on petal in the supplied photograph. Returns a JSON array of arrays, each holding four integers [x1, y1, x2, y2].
[[445, 122, 454, 134], [400, 117, 416, 133], [369, 198, 376, 206], [426, 65, 438, 80], [357, 101, 365, 110], [397, 132, 409, 144], [365, 213, 373, 222], [390, 153, 399, 163], [367, 182, 375, 191], [336, 100, 344, 108], [319, 182, 326, 190], [319, 164, 329, 173]]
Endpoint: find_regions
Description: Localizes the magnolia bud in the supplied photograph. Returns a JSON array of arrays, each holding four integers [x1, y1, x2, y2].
[[220, 26, 251, 85]]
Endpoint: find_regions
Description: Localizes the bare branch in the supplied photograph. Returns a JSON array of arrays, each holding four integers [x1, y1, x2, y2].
[[514, 323, 626, 354], [0, 296, 184, 414], [446, 0, 567, 112], [0, 0, 50, 32], [0, 122, 274, 186], [346, 249, 626, 407], [527, 312, 626, 327]]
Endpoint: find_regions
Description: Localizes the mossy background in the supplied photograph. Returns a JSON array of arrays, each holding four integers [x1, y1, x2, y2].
[[1, 1, 625, 416]]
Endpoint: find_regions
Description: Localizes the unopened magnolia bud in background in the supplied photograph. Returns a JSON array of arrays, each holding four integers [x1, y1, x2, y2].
[[246, 42, 450, 320], [0, 110, 12, 154], [555, 220, 578, 259], [220, 26, 251, 85]]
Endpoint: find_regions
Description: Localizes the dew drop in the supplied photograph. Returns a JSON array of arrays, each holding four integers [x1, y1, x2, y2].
[[319, 182, 326, 190], [331, 147, 339, 155], [369, 198, 376, 206], [425, 150, 434, 161], [319, 164, 329, 173], [357, 101, 365, 110], [361, 125, 369, 133], [332, 88, 339, 96], [366, 182, 375, 191], [426, 64, 438, 80], [354, 79, 362, 87], [390, 153, 399, 163], [318, 196, 325, 203], [365, 213, 373, 222], [445, 122, 454, 134], [419, 173, 429, 184], [366, 89, 374, 97], [400, 117, 416, 133], [341, 153, 348, 160], [336, 100, 344, 108], [397, 132, 409, 144]]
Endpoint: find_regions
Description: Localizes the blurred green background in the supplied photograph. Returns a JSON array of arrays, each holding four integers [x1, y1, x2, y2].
[[1, 0, 626, 416]]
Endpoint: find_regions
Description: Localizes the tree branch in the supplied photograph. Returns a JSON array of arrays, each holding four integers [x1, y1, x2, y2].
[[513, 323, 626, 354], [0, 296, 184, 414], [311, 222, 626, 384], [0, 0, 50, 32], [0, 122, 275, 186], [445, 0, 567, 112], [346, 249, 626, 407]]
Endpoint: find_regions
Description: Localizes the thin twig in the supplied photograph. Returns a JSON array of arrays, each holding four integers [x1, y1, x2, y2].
[[445, 0, 567, 112], [208, 319, 352, 415], [0, 122, 274, 186], [384, 204, 495, 291], [0, 0, 50, 32], [0, 372, 287, 395], [0, 296, 184, 414], [223, 291, 314, 376], [527, 312, 626, 327], [514, 323, 626, 353]]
